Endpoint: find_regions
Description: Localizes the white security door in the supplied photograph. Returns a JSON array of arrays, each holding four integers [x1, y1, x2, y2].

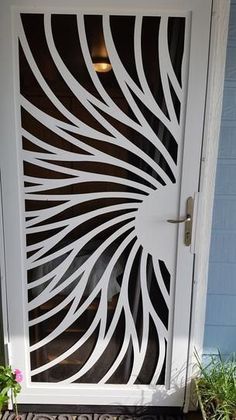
[[0, 0, 211, 408]]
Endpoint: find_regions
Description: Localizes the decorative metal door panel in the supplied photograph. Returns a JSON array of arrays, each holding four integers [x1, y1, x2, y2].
[[0, 0, 212, 407]]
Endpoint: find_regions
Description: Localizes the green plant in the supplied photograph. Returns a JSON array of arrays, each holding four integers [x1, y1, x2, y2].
[[195, 352, 236, 420], [0, 366, 23, 416]]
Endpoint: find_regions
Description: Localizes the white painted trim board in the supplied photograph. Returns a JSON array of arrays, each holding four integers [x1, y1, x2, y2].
[[185, 0, 231, 411]]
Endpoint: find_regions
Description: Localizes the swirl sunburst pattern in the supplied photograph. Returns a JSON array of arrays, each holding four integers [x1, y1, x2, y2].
[[18, 13, 186, 384]]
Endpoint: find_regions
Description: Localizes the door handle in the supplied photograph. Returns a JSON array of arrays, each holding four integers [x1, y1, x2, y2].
[[167, 197, 194, 246], [167, 215, 191, 224]]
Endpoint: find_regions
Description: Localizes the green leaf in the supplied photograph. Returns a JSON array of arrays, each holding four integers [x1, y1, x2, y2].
[[195, 351, 236, 420]]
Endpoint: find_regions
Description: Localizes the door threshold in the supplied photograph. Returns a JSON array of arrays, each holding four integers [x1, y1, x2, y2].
[[17, 405, 183, 416]]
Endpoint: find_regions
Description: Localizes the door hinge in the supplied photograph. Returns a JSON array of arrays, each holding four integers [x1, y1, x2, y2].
[[4, 342, 11, 365]]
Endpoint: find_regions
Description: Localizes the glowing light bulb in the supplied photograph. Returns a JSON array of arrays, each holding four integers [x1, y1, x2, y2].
[[92, 58, 112, 73]]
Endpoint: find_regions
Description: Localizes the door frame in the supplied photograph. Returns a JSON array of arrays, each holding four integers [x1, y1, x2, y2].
[[0, 0, 230, 410], [184, 0, 230, 411]]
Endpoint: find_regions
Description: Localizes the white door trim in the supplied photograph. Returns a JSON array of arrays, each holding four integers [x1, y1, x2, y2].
[[0, 0, 230, 409], [185, 0, 230, 411]]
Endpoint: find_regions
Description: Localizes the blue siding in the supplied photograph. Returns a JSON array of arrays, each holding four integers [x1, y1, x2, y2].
[[204, 0, 236, 356], [204, 326, 236, 356]]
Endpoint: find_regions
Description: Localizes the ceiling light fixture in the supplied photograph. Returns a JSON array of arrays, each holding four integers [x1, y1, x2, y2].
[[92, 57, 112, 73]]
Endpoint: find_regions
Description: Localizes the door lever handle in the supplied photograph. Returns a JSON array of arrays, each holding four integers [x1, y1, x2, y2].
[[167, 215, 191, 224], [166, 197, 194, 246]]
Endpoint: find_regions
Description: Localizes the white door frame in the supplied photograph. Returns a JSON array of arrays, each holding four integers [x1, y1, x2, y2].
[[185, 0, 230, 411], [0, 0, 230, 409]]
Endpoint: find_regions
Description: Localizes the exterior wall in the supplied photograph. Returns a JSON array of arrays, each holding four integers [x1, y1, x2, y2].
[[204, 0, 236, 356]]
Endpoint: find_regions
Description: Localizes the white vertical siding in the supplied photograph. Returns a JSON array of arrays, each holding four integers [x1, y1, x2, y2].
[[204, 0, 236, 356]]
